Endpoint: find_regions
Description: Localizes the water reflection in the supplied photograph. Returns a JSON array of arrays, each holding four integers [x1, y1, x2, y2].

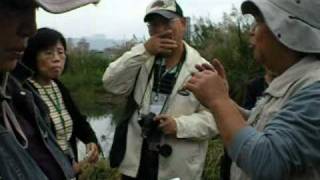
[[77, 116, 182, 180], [77, 115, 115, 160]]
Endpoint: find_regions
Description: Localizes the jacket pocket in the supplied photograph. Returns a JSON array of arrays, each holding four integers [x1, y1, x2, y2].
[[168, 93, 198, 115]]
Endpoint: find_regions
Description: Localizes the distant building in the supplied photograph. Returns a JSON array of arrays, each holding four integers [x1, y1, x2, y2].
[[184, 16, 191, 43], [104, 37, 139, 59], [76, 38, 90, 53], [66, 38, 75, 51], [104, 47, 118, 59]]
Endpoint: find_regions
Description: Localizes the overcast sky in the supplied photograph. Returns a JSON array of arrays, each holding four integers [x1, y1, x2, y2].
[[37, 0, 243, 40]]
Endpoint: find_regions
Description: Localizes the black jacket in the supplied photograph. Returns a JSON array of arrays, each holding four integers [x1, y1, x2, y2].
[[27, 79, 98, 161], [54, 79, 98, 161]]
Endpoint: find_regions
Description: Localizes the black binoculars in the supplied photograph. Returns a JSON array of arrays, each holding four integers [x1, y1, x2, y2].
[[138, 112, 172, 157]]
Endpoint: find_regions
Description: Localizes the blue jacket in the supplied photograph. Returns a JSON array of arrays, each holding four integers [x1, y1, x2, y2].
[[229, 56, 320, 180], [0, 125, 48, 180]]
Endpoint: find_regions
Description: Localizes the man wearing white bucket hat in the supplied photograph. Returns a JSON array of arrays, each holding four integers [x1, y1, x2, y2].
[[0, 0, 98, 179], [186, 0, 320, 179]]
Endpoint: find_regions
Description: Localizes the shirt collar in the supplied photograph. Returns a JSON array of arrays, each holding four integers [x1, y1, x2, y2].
[[265, 56, 320, 97]]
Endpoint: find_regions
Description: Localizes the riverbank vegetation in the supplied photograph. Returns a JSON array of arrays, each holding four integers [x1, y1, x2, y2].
[[61, 52, 112, 116]]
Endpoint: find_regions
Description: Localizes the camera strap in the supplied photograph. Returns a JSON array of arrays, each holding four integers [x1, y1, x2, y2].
[[137, 63, 155, 117], [138, 49, 186, 116], [150, 58, 180, 114], [151, 51, 186, 114]]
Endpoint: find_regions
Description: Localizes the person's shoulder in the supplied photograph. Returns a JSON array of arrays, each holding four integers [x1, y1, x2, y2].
[[53, 79, 63, 86], [7, 74, 23, 90], [53, 79, 69, 92], [184, 42, 200, 55], [184, 42, 207, 62], [129, 43, 146, 52], [297, 81, 320, 94], [285, 81, 320, 108]]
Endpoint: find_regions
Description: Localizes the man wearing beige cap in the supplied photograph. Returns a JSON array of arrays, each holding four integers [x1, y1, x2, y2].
[[186, 0, 320, 179], [103, 0, 218, 179], [0, 0, 98, 179]]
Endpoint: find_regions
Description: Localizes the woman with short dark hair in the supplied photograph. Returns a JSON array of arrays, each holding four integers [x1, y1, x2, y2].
[[0, 0, 98, 179], [21, 27, 99, 174]]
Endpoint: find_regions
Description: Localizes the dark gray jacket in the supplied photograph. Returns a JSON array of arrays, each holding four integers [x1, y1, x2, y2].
[[0, 125, 48, 180], [0, 65, 74, 179]]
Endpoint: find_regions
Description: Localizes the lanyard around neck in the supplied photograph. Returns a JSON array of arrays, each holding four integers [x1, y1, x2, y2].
[[139, 52, 186, 115], [40, 82, 68, 135]]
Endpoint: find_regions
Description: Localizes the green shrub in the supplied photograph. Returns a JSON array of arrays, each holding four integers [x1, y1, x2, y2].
[[202, 140, 224, 180], [61, 52, 113, 116], [79, 159, 120, 180]]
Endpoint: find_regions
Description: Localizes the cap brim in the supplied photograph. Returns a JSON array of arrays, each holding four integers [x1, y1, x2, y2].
[[36, 0, 100, 14], [241, 0, 260, 15], [144, 10, 180, 22]]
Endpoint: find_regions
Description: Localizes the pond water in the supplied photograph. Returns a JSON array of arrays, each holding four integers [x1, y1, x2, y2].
[[77, 115, 182, 180], [77, 115, 115, 160]]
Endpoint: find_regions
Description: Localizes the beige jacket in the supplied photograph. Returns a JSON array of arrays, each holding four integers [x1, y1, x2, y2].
[[102, 42, 218, 180]]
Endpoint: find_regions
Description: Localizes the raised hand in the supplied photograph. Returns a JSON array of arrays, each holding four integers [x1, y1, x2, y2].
[[86, 142, 99, 163], [144, 30, 178, 56], [185, 69, 229, 109], [194, 58, 229, 92], [211, 58, 229, 92]]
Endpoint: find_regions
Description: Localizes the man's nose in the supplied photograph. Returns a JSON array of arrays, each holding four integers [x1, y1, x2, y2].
[[150, 24, 169, 35]]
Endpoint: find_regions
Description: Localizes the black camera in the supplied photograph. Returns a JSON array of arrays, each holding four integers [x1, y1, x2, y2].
[[138, 112, 172, 157]]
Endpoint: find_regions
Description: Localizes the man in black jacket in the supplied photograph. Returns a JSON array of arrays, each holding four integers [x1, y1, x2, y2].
[[0, 0, 99, 179]]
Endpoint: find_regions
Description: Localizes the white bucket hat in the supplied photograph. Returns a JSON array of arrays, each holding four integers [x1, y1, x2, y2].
[[241, 0, 320, 53], [36, 0, 100, 13]]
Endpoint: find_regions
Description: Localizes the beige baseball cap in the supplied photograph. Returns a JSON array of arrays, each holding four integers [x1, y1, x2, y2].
[[241, 0, 320, 53], [36, 0, 100, 13], [144, 0, 183, 22]]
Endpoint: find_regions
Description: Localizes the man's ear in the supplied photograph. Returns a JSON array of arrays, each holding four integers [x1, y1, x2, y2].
[[180, 17, 187, 35], [181, 17, 187, 27]]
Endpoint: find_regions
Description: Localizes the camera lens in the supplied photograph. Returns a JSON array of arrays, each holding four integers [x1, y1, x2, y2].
[[159, 144, 172, 158]]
